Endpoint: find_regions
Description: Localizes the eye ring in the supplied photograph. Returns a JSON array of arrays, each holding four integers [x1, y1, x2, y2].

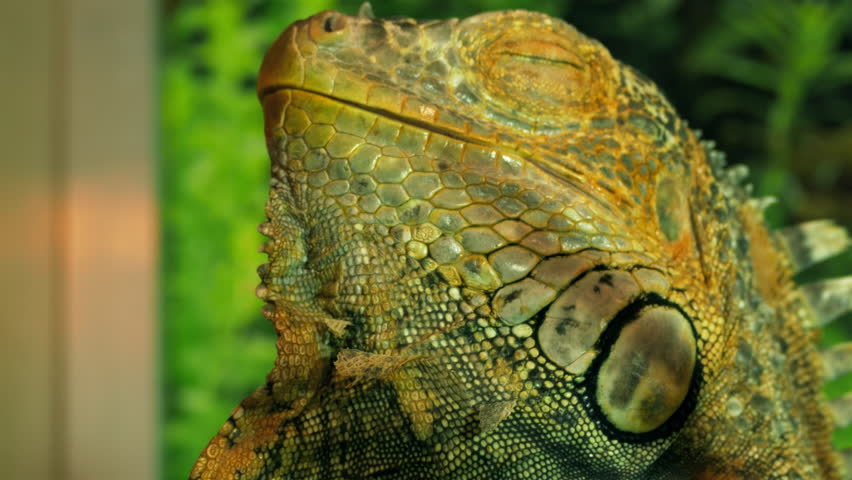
[[579, 293, 702, 443]]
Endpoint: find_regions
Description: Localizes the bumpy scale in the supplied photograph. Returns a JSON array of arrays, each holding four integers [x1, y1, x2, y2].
[[191, 7, 851, 480]]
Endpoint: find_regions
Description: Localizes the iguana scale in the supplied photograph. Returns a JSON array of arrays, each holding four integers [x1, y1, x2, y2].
[[191, 6, 852, 479]]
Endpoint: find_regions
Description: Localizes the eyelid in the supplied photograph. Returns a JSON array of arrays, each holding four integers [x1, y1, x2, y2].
[[494, 39, 585, 69], [474, 30, 598, 118]]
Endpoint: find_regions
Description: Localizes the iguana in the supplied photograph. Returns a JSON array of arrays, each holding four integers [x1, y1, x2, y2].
[[191, 6, 852, 479]]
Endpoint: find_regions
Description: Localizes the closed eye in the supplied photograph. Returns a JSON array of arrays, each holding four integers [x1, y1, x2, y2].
[[498, 51, 584, 69]]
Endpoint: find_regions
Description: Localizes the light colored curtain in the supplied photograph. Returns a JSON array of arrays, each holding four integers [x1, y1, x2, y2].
[[0, 1, 157, 479]]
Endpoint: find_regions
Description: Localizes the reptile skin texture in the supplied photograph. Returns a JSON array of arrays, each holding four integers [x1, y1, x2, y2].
[[190, 8, 851, 480]]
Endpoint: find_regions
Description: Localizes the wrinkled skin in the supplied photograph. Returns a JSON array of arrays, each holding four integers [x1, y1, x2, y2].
[[190, 9, 842, 480]]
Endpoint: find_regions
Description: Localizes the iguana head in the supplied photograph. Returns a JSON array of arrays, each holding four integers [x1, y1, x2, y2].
[[192, 7, 847, 479]]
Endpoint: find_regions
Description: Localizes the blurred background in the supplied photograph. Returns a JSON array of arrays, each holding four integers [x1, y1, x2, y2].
[[3, 1, 157, 479], [4, 0, 851, 479]]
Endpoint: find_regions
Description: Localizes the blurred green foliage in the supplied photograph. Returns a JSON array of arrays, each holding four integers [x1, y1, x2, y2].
[[161, 0, 852, 477]]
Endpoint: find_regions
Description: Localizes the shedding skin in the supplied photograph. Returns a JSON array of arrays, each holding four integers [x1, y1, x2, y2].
[[191, 8, 847, 480]]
